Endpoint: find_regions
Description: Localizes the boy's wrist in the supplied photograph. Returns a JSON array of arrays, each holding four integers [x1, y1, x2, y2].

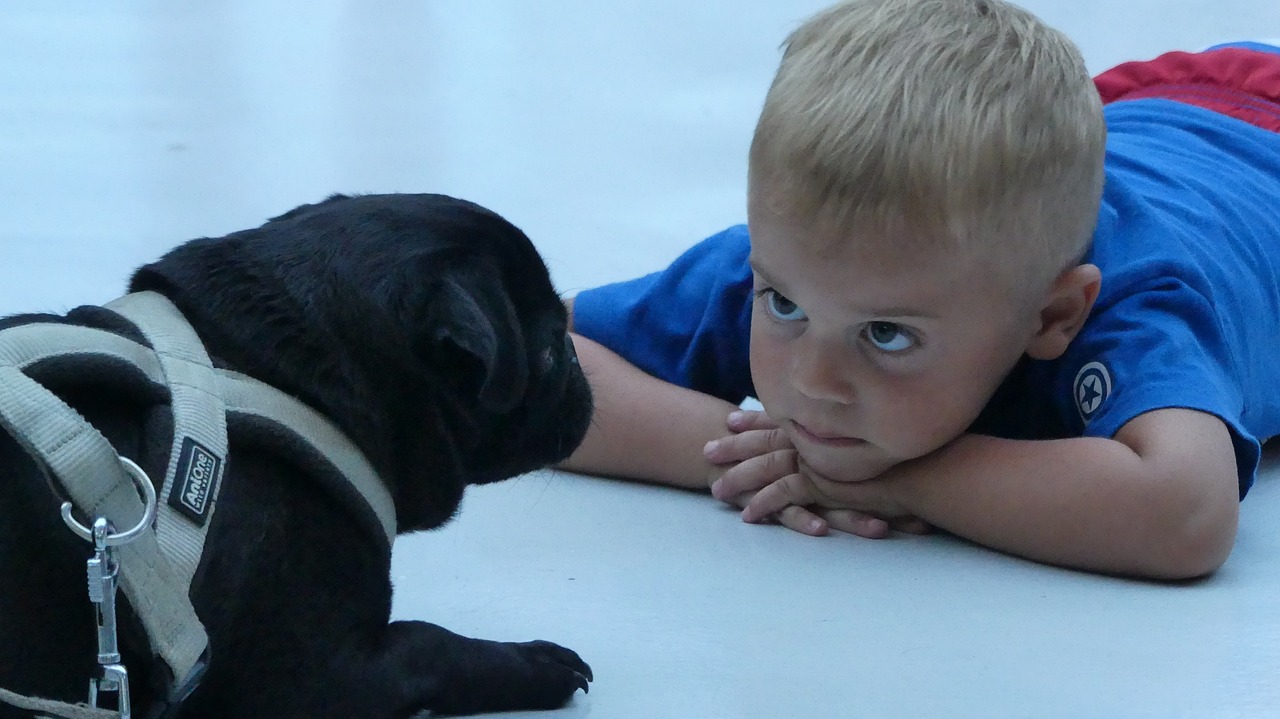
[[878, 434, 972, 519]]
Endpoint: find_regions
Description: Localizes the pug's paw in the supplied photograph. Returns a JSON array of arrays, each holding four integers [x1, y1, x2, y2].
[[509, 639, 593, 697], [387, 622, 591, 716], [433, 638, 592, 716]]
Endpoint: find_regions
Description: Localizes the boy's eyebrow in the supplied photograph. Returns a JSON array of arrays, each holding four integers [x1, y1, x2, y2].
[[746, 255, 775, 284], [748, 255, 939, 320], [747, 256, 801, 295]]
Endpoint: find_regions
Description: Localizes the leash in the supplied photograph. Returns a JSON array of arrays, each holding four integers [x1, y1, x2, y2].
[[0, 687, 117, 719], [0, 292, 396, 718]]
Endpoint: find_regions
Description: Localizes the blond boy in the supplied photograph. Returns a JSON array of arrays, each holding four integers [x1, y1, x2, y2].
[[562, 0, 1280, 579]]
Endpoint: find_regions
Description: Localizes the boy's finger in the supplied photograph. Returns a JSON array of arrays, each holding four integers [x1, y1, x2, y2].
[[726, 409, 777, 432], [777, 505, 829, 536], [710, 449, 798, 500], [704, 427, 790, 464], [821, 509, 891, 539], [740, 473, 814, 522]]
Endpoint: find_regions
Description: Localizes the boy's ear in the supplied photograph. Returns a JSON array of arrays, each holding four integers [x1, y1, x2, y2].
[[1025, 263, 1101, 361]]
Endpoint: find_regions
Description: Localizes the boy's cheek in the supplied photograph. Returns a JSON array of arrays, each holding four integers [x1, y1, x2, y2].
[[747, 331, 785, 397]]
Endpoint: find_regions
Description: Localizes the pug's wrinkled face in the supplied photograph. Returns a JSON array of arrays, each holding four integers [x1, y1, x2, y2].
[[382, 195, 593, 485], [130, 192, 593, 531], [462, 297, 591, 486]]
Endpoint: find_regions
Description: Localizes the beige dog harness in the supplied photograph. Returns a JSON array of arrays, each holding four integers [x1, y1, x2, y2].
[[0, 291, 397, 719]]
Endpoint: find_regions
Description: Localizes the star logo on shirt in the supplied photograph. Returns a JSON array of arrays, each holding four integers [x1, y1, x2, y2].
[[1073, 361, 1112, 424]]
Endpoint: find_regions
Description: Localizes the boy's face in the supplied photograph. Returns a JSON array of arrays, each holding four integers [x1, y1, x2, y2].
[[747, 202, 1040, 483]]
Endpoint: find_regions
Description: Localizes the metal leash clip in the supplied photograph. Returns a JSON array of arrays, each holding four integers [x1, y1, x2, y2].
[[60, 456, 158, 719]]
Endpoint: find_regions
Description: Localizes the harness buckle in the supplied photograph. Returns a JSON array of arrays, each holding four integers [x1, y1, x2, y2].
[[88, 663, 131, 719], [59, 456, 157, 719]]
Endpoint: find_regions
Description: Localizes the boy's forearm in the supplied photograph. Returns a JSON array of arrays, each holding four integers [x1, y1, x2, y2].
[[559, 333, 738, 490], [889, 431, 1239, 579]]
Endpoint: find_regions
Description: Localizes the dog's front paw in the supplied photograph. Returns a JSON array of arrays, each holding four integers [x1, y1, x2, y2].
[[436, 638, 591, 716], [508, 639, 593, 697], [387, 622, 591, 716]]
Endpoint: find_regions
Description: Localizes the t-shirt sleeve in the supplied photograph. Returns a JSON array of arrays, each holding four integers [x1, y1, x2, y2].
[[571, 224, 755, 403], [1050, 275, 1261, 497]]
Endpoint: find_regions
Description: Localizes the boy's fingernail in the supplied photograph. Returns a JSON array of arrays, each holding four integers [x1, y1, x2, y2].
[[703, 440, 719, 455], [710, 479, 723, 497], [727, 410, 747, 424], [809, 519, 825, 534]]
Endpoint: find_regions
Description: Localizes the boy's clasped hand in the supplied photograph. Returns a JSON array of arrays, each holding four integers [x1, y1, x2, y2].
[[706, 409, 932, 539]]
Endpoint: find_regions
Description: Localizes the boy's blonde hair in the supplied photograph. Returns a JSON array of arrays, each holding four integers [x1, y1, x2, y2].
[[749, 0, 1106, 286]]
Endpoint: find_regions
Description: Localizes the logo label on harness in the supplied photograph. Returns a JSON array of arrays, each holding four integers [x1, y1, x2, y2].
[[169, 437, 223, 526]]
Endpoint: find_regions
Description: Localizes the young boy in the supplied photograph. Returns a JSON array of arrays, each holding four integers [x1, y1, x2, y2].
[[560, 0, 1280, 580]]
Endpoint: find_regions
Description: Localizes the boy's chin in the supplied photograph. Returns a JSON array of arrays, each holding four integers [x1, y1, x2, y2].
[[797, 448, 899, 484]]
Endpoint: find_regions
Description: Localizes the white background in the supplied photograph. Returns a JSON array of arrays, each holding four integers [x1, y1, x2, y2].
[[2, 2, 1278, 717]]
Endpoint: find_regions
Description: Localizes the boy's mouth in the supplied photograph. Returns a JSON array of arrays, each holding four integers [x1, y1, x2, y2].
[[789, 419, 865, 448]]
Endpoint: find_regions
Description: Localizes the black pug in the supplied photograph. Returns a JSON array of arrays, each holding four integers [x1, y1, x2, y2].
[[0, 194, 594, 717]]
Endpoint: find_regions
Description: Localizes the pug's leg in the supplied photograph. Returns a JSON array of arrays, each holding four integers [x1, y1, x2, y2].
[[381, 620, 591, 716]]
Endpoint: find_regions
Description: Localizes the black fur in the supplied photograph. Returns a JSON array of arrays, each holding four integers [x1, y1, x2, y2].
[[0, 194, 594, 717]]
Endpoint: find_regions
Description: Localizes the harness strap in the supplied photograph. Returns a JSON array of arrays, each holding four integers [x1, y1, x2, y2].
[[0, 296, 397, 713], [0, 327, 209, 687], [101, 292, 394, 543], [0, 686, 118, 719], [104, 292, 230, 605], [217, 369, 398, 541], [0, 313, 397, 545]]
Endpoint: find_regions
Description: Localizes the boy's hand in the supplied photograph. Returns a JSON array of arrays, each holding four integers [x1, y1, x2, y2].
[[704, 410, 929, 538], [703, 410, 828, 536], [736, 457, 930, 537]]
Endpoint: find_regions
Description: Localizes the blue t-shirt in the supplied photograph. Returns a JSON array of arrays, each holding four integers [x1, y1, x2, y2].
[[574, 98, 1280, 497]]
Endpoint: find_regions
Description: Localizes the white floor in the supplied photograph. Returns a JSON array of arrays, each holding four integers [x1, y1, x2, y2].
[[3, 2, 1279, 717]]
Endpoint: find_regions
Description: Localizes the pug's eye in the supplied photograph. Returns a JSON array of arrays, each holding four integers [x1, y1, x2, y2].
[[537, 346, 555, 374]]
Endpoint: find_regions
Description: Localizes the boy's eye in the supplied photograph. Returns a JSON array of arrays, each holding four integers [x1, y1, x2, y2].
[[865, 322, 914, 352], [762, 289, 807, 322]]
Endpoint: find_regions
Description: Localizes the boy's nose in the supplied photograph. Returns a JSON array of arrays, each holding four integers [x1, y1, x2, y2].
[[790, 339, 856, 404]]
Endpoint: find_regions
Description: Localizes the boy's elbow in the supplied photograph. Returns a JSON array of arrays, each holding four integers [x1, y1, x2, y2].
[[1112, 409, 1241, 580], [1148, 482, 1239, 580], [1158, 515, 1236, 580]]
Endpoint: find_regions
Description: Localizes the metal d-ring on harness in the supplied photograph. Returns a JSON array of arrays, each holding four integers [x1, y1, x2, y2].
[[0, 460, 156, 719], [57, 457, 158, 719], [0, 292, 398, 719]]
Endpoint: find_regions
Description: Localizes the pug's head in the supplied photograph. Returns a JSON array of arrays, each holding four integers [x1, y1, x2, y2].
[[130, 193, 593, 531]]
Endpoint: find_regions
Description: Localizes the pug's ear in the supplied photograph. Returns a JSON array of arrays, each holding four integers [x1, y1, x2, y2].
[[428, 276, 528, 413]]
